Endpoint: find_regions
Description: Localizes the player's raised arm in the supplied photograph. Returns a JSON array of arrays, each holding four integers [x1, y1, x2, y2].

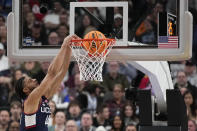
[[29, 35, 79, 101], [15, 35, 79, 114], [45, 35, 81, 98], [47, 35, 78, 76]]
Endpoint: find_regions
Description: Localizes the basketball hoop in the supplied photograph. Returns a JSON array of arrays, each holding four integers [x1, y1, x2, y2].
[[70, 38, 115, 81]]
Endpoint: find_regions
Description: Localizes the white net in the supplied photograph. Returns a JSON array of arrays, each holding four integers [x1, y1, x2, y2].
[[70, 39, 115, 81]]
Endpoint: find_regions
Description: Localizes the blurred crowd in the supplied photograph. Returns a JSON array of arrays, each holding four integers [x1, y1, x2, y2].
[[0, 0, 197, 131]]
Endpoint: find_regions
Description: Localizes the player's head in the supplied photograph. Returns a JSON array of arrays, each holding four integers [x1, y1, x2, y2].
[[15, 77, 26, 100], [15, 76, 38, 100]]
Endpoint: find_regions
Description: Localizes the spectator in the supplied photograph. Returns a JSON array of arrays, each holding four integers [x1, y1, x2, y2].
[[169, 61, 185, 80], [80, 112, 96, 131], [150, 2, 164, 24], [102, 61, 130, 92], [95, 126, 107, 131], [66, 100, 82, 127], [0, 24, 7, 47], [135, 16, 156, 44], [125, 123, 137, 131], [76, 14, 96, 38], [0, 68, 10, 107], [0, 15, 5, 26], [122, 101, 139, 126], [48, 100, 56, 127], [111, 114, 124, 131], [63, 87, 77, 103], [68, 62, 80, 77], [78, 82, 104, 114], [44, 13, 59, 31], [65, 120, 78, 131], [147, 1, 164, 42], [105, 83, 126, 117], [0, 108, 10, 131], [20, 61, 41, 78], [7, 120, 20, 131], [33, 61, 50, 84], [59, 12, 69, 26], [22, 2, 31, 18], [31, 21, 47, 46], [183, 91, 196, 120], [9, 69, 24, 103], [75, 90, 88, 112], [0, 84, 10, 107], [48, 32, 60, 45], [48, 110, 66, 131], [11, 69, 24, 87], [43, 1, 64, 31], [28, 0, 45, 21], [0, 43, 9, 71], [188, 119, 197, 131], [10, 101, 22, 122], [65, 65, 82, 90], [93, 104, 111, 130], [57, 25, 69, 44], [184, 61, 197, 87], [67, 73, 87, 108], [113, 13, 123, 39], [174, 71, 197, 103], [53, 1, 64, 15], [23, 12, 36, 37], [52, 82, 69, 109]]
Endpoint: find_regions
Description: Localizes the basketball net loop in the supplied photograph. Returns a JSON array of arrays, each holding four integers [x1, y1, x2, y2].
[[70, 39, 115, 81]]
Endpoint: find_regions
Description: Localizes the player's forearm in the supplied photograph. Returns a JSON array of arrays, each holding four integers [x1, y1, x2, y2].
[[48, 41, 71, 75], [47, 45, 72, 98], [46, 70, 66, 98], [61, 45, 72, 75]]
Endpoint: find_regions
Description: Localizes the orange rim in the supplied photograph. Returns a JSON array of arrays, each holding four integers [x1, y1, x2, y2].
[[70, 38, 115, 47], [71, 38, 115, 42]]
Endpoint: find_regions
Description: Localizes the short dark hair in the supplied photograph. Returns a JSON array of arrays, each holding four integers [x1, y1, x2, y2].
[[67, 100, 81, 110], [0, 107, 11, 117], [185, 60, 195, 66], [54, 109, 66, 117], [81, 112, 92, 120], [15, 77, 27, 100], [96, 104, 108, 114]]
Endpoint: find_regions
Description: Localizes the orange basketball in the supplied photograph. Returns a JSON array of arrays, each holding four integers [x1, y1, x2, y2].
[[83, 31, 107, 56]]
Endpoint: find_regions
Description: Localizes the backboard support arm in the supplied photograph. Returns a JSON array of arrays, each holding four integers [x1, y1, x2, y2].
[[128, 61, 187, 131]]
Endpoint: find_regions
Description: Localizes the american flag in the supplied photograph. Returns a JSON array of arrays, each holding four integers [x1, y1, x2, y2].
[[158, 36, 179, 48]]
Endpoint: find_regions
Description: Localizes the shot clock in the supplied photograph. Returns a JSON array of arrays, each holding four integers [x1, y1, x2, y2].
[[167, 13, 177, 36], [158, 12, 177, 36]]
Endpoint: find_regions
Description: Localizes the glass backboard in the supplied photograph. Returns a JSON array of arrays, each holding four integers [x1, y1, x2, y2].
[[7, 0, 193, 61]]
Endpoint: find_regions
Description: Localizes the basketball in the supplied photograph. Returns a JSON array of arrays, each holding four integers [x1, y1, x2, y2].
[[83, 31, 107, 56]]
